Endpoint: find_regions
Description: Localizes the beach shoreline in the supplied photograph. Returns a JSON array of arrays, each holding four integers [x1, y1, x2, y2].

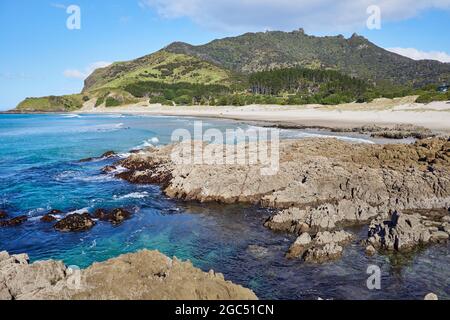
[[74, 97, 450, 134]]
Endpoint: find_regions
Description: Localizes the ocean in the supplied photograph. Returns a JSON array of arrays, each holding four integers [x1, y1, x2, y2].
[[0, 113, 448, 299]]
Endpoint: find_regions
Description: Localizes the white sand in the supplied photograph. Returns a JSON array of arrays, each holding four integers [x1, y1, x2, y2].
[[77, 97, 450, 133]]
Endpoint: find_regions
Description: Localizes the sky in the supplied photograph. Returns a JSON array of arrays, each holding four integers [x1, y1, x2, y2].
[[0, 0, 449, 110]]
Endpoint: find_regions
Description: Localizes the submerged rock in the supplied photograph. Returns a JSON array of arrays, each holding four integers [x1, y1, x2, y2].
[[0, 215, 28, 227], [246, 245, 270, 259], [41, 215, 57, 223], [79, 151, 117, 163], [0, 210, 7, 219], [0, 250, 257, 300], [54, 213, 95, 232], [108, 208, 131, 225], [41, 209, 62, 223], [92, 208, 132, 225]]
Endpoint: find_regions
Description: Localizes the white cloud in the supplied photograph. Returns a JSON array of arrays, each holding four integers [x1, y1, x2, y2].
[[139, 0, 450, 32], [63, 61, 112, 79], [387, 47, 450, 63]]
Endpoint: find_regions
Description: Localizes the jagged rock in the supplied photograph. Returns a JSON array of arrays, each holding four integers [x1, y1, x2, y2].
[[101, 151, 116, 158], [0, 210, 7, 219], [92, 208, 132, 225], [303, 243, 344, 264], [0, 250, 257, 300], [366, 210, 449, 251], [108, 208, 131, 225], [365, 245, 377, 256], [102, 165, 117, 173], [286, 231, 353, 263], [41, 215, 57, 223], [92, 208, 109, 220], [41, 209, 62, 222], [79, 151, 117, 163], [285, 233, 312, 259], [110, 138, 450, 261], [0, 215, 28, 227], [54, 213, 95, 232]]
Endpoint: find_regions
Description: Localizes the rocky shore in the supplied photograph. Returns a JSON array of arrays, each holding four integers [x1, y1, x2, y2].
[[107, 137, 450, 263], [0, 250, 257, 300]]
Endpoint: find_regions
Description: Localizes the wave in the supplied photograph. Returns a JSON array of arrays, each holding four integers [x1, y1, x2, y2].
[[280, 130, 375, 144], [113, 192, 149, 200], [54, 170, 115, 183], [133, 136, 160, 150], [60, 114, 82, 118]]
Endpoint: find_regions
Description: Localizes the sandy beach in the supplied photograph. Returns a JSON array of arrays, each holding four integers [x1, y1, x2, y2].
[[77, 96, 450, 134]]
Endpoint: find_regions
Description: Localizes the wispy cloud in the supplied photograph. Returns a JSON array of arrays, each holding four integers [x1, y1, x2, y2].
[[387, 47, 450, 63], [139, 0, 450, 32], [63, 61, 112, 79]]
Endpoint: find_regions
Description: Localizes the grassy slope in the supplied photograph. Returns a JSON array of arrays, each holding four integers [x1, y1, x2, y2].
[[15, 94, 85, 112], [83, 50, 238, 92]]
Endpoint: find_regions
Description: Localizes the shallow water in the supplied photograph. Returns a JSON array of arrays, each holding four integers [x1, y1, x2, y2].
[[0, 114, 448, 300]]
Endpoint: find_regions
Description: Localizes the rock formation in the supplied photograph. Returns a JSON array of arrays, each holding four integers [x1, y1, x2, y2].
[[54, 213, 96, 232], [365, 210, 450, 252], [107, 137, 450, 261], [0, 250, 257, 300], [0, 215, 28, 228]]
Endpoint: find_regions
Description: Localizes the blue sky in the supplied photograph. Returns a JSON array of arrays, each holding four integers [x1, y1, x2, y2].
[[0, 0, 449, 110]]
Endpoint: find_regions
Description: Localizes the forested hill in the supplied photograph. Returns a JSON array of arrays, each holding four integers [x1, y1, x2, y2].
[[165, 29, 450, 87]]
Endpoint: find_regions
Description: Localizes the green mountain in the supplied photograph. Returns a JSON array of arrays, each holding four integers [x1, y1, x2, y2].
[[165, 29, 450, 87], [13, 29, 450, 111], [83, 50, 239, 92]]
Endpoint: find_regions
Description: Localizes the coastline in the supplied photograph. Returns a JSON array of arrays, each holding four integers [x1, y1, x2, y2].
[[72, 97, 450, 134]]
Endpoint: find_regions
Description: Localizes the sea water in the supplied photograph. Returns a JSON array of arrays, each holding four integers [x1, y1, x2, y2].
[[0, 113, 448, 299]]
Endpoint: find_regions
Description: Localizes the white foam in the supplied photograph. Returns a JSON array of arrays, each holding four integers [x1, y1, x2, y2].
[[113, 192, 149, 200]]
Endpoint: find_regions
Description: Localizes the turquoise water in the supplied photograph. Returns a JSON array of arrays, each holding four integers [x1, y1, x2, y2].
[[0, 114, 448, 300]]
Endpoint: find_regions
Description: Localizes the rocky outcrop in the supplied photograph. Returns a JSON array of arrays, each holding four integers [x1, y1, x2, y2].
[[0, 210, 7, 219], [334, 124, 436, 140], [365, 210, 449, 252], [54, 213, 95, 232], [79, 151, 117, 163], [0, 250, 257, 300], [92, 208, 131, 225], [286, 231, 353, 263], [109, 137, 450, 259], [0, 215, 28, 228], [41, 209, 62, 223]]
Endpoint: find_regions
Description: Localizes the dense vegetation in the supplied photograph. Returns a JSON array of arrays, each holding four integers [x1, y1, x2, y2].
[[166, 29, 450, 87], [84, 51, 238, 92], [15, 94, 84, 112], [123, 81, 232, 106]]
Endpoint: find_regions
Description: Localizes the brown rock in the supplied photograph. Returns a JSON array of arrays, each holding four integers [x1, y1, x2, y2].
[[108, 208, 131, 225], [54, 213, 95, 232], [0, 215, 28, 227], [41, 215, 57, 223], [0, 210, 7, 219], [0, 250, 257, 300]]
